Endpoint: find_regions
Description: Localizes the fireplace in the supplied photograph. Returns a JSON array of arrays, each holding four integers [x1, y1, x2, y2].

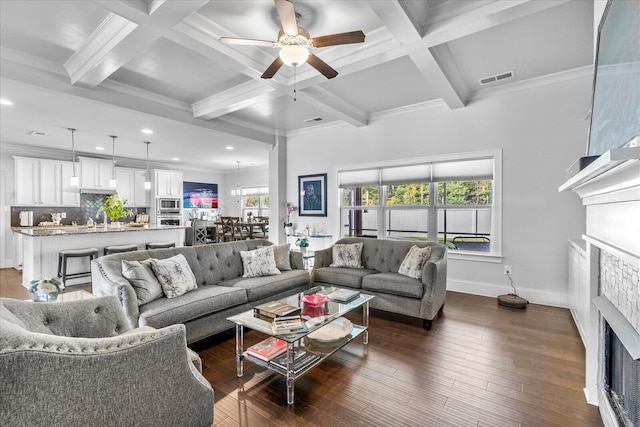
[[560, 143, 639, 427], [603, 323, 639, 427]]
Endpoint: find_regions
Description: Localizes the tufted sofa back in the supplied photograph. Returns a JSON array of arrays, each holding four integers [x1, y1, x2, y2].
[[94, 239, 271, 287], [334, 237, 447, 273], [0, 295, 131, 339]]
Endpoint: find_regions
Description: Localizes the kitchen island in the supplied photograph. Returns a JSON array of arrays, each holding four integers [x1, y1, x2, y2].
[[12, 224, 186, 288]]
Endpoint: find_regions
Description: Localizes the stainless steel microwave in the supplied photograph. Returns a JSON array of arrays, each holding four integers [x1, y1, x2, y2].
[[157, 198, 181, 213]]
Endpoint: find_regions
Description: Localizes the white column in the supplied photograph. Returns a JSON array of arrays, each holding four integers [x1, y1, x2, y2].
[[269, 134, 287, 244]]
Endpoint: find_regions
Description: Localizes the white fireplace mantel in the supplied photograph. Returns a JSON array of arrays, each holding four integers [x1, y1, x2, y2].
[[560, 144, 640, 415]]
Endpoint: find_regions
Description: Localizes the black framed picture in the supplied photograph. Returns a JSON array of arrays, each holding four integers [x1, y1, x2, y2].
[[298, 173, 327, 217]]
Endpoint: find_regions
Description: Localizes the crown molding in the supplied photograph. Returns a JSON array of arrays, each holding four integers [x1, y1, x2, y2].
[[470, 65, 593, 101]]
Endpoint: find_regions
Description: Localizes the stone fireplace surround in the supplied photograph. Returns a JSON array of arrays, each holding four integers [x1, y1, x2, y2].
[[560, 145, 640, 426]]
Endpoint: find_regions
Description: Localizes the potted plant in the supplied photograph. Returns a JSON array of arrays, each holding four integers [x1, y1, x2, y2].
[[97, 194, 133, 228], [295, 236, 310, 253], [30, 278, 62, 302]]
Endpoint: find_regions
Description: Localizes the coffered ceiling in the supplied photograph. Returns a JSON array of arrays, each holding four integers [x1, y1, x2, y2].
[[0, 0, 593, 171]]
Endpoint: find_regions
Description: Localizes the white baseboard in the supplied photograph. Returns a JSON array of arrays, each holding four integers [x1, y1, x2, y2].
[[1, 258, 14, 269], [447, 278, 570, 308]]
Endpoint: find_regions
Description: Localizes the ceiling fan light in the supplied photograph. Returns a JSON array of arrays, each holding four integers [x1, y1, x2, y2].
[[279, 45, 309, 67]]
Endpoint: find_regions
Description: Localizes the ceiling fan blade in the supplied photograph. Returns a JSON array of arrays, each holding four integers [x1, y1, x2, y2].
[[311, 30, 366, 48], [261, 56, 284, 79], [220, 37, 276, 47], [307, 53, 338, 79], [275, 0, 298, 36]]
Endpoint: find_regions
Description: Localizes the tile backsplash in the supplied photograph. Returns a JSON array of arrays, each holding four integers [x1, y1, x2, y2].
[[11, 194, 146, 227]]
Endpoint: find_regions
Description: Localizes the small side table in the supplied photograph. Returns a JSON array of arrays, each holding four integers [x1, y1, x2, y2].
[[301, 251, 315, 271]]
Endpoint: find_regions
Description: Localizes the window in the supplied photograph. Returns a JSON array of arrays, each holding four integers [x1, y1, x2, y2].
[[338, 151, 501, 255], [239, 187, 269, 218]]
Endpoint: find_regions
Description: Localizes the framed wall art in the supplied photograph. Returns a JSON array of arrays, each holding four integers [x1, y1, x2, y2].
[[298, 173, 327, 217]]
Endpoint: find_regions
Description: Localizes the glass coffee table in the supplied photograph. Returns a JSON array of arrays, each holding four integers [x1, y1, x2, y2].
[[227, 286, 374, 405]]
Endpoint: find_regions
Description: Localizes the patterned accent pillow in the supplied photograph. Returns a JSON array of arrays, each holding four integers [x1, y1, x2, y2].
[[240, 246, 281, 278], [398, 245, 432, 279], [330, 243, 364, 268], [122, 259, 163, 305], [149, 254, 198, 299]]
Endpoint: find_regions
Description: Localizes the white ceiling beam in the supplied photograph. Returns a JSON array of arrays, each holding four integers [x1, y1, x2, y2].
[[409, 50, 466, 109], [1, 58, 275, 146], [175, 12, 369, 124], [366, 0, 466, 109], [192, 81, 278, 120], [64, 0, 208, 88], [421, 0, 571, 47], [301, 87, 369, 128]]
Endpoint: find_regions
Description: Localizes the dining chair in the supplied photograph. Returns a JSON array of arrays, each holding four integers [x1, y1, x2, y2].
[[219, 217, 235, 242], [232, 217, 251, 240], [251, 216, 269, 239]]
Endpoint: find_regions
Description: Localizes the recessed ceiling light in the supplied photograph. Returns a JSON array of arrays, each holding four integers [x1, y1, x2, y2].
[[0, 98, 14, 105], [96, 146, 105, 151], [226, 146, 234, 150], [142, 128, 153, 134], [172, 157, 180, 161]]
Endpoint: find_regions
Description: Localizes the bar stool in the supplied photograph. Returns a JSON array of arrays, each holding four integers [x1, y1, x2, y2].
[[57, 248, 99, 285], [103, 244, 138, 256], [146, 241, 175, 250]]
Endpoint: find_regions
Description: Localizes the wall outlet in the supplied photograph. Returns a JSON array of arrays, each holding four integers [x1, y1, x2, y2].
[[61, 212, 66, 218], [504, 265, 512, 275]]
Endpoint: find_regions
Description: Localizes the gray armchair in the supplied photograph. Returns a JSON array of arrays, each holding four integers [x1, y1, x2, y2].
[[0, 295, 213, 427]]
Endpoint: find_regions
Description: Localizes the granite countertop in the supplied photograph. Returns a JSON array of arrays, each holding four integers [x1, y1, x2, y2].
[[12, 224, 187, 237]]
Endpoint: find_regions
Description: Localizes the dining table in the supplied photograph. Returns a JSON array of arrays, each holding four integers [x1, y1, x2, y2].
[[207, 220, 268, 240]]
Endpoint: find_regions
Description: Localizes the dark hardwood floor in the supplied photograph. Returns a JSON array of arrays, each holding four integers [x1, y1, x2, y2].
[[1, 268, 603, 426]]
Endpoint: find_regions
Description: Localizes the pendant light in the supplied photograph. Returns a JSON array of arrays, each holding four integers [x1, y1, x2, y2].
[[144, 141, 151, 190], [109, 135, 117, 188], [68, 128, 79, 186]]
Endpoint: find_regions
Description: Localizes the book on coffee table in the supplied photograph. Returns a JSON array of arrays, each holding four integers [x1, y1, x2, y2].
[[270, 315, 309, 335], [271, 349, 320, 373], [327, 288, 361, 303], [246, 337, 287, 361], [254, 301, 301, 320]]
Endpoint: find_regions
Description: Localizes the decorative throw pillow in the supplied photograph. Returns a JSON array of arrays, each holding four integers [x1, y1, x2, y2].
[[122, 259, 164, 305], [273, 244, 292, 271], [240, 246, 281, 278], [398, 245, 432, 279], [149, 254, 198, 299], [330, 243, 364, 269]]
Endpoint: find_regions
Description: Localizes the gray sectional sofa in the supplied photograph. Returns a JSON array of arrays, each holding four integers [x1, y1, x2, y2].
[[91, 239, 309, 344], [311, 237, 448, 330]]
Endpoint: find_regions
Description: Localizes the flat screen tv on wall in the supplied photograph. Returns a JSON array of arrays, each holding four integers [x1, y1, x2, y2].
[[587, 0, 640, 157], [183, 182, 218, 209]]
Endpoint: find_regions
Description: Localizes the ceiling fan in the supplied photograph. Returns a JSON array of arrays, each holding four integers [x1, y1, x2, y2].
[[220, 0, 365, 79]]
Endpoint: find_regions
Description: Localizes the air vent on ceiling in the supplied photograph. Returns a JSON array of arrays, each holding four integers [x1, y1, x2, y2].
[[304, 117, 324, 123], [27, 131, 47, 136], [479, 70, 514, 85]]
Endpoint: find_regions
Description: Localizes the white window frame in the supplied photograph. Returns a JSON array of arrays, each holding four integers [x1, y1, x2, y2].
[[337, 149, 503, 262]]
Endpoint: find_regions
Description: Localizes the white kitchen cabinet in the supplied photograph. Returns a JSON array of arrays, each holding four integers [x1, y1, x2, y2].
[[80, 157, 114, 190], [39, 160, 62, 205], [568, 239, 588, 346], [155, 170, 183, 198], [14, 157, 78, 206], [134, 169, 150, 207], [115, 168, 150, 207], [115, 167, 134, 204], [61, 162, 80, 206], [14, 157, 40, 205]]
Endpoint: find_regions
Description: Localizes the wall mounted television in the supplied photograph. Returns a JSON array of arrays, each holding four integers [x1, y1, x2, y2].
[[587, 0, 640, 157], [183, 182, 218, 209]]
